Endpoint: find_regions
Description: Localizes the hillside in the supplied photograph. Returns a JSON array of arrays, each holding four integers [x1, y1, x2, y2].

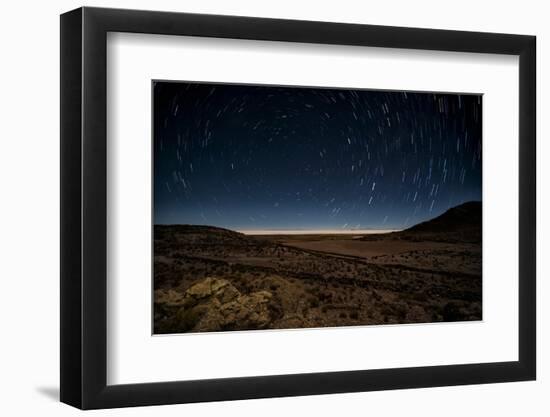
[[155, 224, 251, 245], [362, 201, 482, 243], [406, 201, 481, 234]]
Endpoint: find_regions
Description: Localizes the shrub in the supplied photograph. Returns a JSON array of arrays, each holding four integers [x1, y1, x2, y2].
[[442, 302, 463, 322], [309, 297, 320, 308]]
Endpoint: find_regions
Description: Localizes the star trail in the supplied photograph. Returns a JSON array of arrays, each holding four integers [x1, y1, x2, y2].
[[153, 81, 482, 231]]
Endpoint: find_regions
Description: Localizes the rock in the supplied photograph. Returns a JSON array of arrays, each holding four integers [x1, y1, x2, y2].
[[154, 288, 185, 307], [169, 277, 274, 332], [217, 283, 241, 304], [215, 291, 273, 330], [154, 289, 187, 324], [185, 277, 230, 300]]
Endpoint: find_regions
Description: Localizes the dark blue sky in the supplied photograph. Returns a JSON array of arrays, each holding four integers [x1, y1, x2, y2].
[[153, 82, 481, 230]]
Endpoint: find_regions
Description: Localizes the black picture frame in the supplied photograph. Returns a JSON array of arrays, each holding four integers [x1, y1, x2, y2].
[[60, 6, 536, 409]]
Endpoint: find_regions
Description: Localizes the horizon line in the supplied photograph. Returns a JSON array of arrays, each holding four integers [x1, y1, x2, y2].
[[236, 228, 401, 236]]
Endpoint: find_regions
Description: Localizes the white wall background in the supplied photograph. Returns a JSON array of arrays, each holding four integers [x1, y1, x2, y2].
[[0, 0, 546, 415]]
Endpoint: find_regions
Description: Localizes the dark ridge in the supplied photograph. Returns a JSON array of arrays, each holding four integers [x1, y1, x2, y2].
[[361, 201, 482, 243], [155, 224, 244, 236], [405, 201, 481, 234], [154, 224, 259, 246]]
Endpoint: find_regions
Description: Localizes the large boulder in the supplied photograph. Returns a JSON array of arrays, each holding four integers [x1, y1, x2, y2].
[[156, 277, 274, 332], [184, 277, 240, 305], [214, 290, 273, 331]]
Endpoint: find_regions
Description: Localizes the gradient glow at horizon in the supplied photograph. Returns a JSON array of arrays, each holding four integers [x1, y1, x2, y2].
[[153, 82, 481, 230]]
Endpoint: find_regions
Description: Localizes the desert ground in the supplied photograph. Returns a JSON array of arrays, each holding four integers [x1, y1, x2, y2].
[[154, 201, 482, 334]]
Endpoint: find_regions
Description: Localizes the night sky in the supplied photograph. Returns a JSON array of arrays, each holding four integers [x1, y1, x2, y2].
[[153, 82, 481, 231]]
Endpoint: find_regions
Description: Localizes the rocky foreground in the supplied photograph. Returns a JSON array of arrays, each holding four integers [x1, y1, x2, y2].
[[155, 278, 274, 332]]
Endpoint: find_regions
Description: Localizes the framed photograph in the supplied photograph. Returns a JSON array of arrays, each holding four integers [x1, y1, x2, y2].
[[60, 7, 536, 409]]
